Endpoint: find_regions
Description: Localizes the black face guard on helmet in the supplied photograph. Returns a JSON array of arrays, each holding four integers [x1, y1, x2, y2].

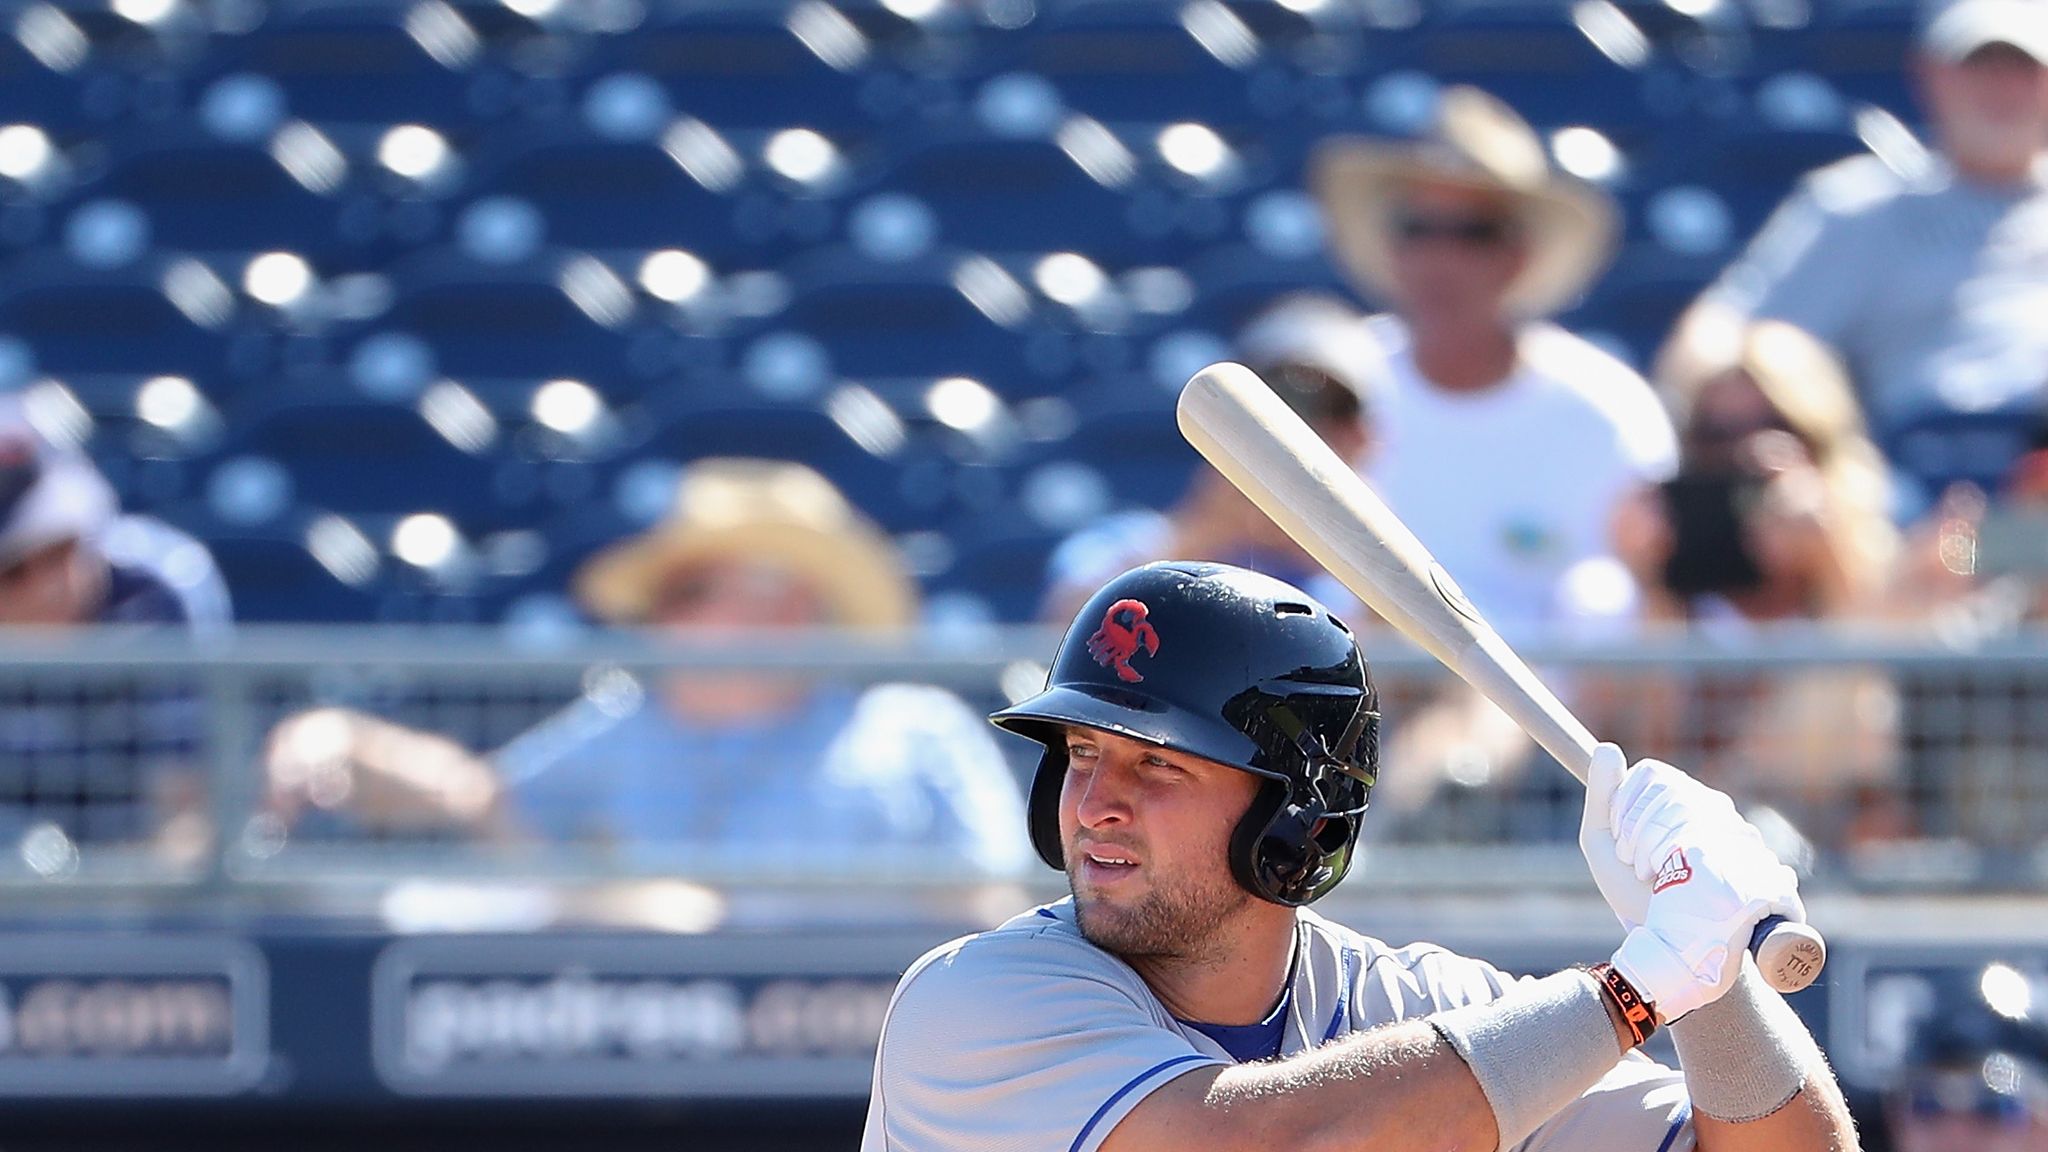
[[991, 561, 1381, 907]]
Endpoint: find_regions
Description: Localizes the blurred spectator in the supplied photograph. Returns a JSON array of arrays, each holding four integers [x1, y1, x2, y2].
[[1883, 961, 2048, 1152], [1038, 294, 1376, 625], [0, 400, 230, 861], [1312, 85, 1678, 637], [1886, 409, 2048, 629], [1882, 411, 2048, 853], [1308, 86, 1677, 828], [265, 458, 1032, 876], [1611, 320, 1908, 849], [1681, 0, 2048, 511]]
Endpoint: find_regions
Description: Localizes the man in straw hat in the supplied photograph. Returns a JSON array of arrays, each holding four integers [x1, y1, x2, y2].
[[1309, 87, 1678, 833], [264, 458, 1031, 876], [1314, 85, 1676, 635]]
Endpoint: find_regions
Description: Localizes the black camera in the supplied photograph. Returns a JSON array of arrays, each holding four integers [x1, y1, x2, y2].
[[1658, 473, 1766, 598]]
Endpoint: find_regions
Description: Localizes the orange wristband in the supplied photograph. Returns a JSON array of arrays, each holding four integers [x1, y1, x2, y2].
[[1589, 962, 1658, 1048]]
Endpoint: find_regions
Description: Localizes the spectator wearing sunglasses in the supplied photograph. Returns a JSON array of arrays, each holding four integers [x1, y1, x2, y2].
[[1307, 88, 1677, 833], [1311, 87, 1675, 640], [1884, 961, 2048, 1152]]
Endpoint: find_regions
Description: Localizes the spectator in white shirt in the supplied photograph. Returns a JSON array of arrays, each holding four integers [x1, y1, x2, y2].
[[1309, 86, 1678, 832]]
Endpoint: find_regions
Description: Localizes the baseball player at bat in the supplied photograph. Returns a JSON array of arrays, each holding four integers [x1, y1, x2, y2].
[[861, 561, 1856, 1152]]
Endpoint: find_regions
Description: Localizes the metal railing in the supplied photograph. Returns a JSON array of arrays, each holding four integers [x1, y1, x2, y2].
[[2, 624, 2046, 901]]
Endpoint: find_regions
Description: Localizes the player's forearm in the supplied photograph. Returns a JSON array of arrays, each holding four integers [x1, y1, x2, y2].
[[1198, 1020, 1500, 1152], [1692, 1090, 1857, 1152], [1674, 967, 1860, 1152], [1198, 970, 1626, 1152]]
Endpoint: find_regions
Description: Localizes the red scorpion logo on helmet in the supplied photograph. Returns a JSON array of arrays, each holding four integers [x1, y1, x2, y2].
[[1086, 598, 1160, 683]]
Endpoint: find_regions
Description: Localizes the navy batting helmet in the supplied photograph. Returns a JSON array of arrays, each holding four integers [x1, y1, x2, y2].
[[991, 561, 1379, 906]]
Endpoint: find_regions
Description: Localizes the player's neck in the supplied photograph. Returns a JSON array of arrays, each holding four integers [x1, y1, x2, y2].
[[1124, 907, 1297, 1027]]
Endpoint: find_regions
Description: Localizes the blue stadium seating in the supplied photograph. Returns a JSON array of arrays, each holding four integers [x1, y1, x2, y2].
[[171, 512, 383, 623], [774, 249, 1038, 384], [636, 395, 921, 527], [0, 249, 252, 381], [1022, 2, 1259, 126], [465, 128, 769, 261], [77, 126, 373, 264], [0, 0, 1976, 624], [227, 393, 522, 525], [361, 246, 653, 393], [873, 129, 1172, 263], [197, 5, 499, 129], [584, 5, 879, 129]]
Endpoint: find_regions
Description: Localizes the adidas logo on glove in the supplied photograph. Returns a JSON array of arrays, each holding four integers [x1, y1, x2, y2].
[[1652, 848, 1693, 893]]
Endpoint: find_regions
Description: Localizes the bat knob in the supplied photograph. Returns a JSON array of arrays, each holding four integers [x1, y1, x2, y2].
[[1749, 915, 1826, 994]]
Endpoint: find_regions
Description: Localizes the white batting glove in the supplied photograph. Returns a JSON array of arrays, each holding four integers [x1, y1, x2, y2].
[[1599, 759, 1805, 1021], [1578, 742, 1650, 929]]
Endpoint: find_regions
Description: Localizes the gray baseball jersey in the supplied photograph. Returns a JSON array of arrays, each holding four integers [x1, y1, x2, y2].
[[862, 899, 1693, 1152]]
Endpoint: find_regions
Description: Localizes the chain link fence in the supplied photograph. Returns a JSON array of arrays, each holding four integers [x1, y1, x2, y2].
[[2, 627, 2045, 893]]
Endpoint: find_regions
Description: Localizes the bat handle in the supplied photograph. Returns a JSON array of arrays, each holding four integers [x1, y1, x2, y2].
[[1749, 915, 1826, 994]]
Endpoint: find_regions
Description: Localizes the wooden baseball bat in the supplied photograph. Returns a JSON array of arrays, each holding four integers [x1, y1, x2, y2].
[[1176, 361, 1826, 995]]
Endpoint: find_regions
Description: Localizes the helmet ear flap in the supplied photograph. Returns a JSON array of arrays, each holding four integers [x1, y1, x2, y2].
[[1232, 770, 1368, 906], [1229, 780, 1298, 905], [1027, 747, 1066, 871]]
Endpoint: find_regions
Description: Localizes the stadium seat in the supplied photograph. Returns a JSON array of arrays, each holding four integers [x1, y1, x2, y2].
[[1182, 241, 1347, 335], [0, 250, 248, 381], [25, 372, 223, 506], [197, 4, 499, 130], [227, 393, 524, 525], [1572, 243, 1728, 365], [931, 518, 1064, 622], [874, 129, 1169, 263], [1690, 121, 1867, 232], [367, 246, 652, 395], [776, 250, 1038, 387], [585, 5, 876, 129], [73, 126, 373, 265], [634, 399, 919, 530], [168, 513, 384, 623], [464, 128, 764, 262], [1025, 1, 1258, 126], [0, 22, 97, 136], [1812, 6, 1918, 117], [1413, 6, 1659, 136], [1033, 399, 1202, 513], [1886, 410, 2043, 503]]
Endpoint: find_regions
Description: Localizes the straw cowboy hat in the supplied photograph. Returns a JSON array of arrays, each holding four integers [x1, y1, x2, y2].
[[575, 457, 916, 630], [1311, 85, 1620, 319]]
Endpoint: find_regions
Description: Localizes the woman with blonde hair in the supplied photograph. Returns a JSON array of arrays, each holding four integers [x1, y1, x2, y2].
[[1605, 317, 1909, 850], [1637, 314, 1898, 619]]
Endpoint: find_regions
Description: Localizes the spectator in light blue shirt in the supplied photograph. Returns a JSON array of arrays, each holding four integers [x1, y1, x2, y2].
[[266, 458, 1032, 877]]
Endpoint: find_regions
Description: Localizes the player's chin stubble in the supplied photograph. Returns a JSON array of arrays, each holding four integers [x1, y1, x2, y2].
[[1068, 860, 1252, 961]]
